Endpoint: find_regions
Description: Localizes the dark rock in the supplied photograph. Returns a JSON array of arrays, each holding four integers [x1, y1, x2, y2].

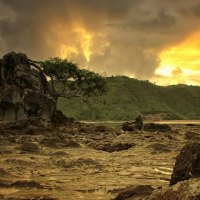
[[90, 142, 135, 153], [146, 143, 171, 153], [11, 180, 44, 189], [148, 178, 200, 200], [0, 148, 12, 154], [0, 168, 11, 178], [122, 122, 135, 131], [0, 52, 56, 122], [113, 185, 154, 200], [79, 125, 95, 133], [51, 110, 74, 125], [20, 142, 40, 153], [4, 158, 35, 167], [51, 151, 69, 157], [143, 123, 171, 132], [134, 114, 143, 130], [40, 137, 80, 148], [95, 125, 107, 132], [24, 127, 36, 135], [40, 138, 62, 148], [186, 124, 198, 127], [185, 132, 200, 141], [0, 178, 10, 188], [1, 118, 44, 133], [122, 115, 143, 132], [170, 142, 200, 186]]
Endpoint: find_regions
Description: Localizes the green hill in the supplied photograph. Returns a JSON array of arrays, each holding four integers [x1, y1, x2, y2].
[[57, 76, 200, 120]]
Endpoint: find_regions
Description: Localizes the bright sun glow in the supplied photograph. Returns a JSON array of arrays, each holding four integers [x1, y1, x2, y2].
[[155, 64, 174, 77], [154, 29, 200, 85], [59, 45, 78, 59], [59, 26, 92, 61], [75, 27, 92, 61]]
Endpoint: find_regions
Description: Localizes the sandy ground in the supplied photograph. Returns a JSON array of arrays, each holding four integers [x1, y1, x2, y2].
[[0, 121, 199, 200]]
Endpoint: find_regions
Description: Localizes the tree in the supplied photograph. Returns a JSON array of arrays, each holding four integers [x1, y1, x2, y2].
[[40, 57, 106, 104]]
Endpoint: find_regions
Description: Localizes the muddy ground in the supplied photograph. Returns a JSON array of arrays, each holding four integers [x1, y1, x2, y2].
[[0, 120, 199, 200]]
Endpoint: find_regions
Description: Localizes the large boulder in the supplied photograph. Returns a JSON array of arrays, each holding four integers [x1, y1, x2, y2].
[[122, 122, 135, 131], [170, 142, 200, 186], [0, 52, 56, 122], [122, 115, 143, 132]]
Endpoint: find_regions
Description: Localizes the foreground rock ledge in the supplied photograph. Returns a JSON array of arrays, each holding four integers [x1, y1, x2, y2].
[[148, 178, 200, 200], [170, 142, 200, 186]]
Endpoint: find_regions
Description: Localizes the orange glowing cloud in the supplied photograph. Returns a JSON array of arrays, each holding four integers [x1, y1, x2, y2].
[[59, 26, 93, 61], [44, 21, 93, 63], [154, 29, 200, 85]]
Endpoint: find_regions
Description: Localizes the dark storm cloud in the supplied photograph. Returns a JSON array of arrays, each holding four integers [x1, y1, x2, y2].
[[0, 0, 200, 79], [108, 10, 176, 32]]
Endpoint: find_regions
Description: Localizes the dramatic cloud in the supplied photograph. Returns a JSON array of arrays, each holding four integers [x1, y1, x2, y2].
[[0, 0, 200, 84]]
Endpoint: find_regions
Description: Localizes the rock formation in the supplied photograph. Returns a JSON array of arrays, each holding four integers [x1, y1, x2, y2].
[[143, 123, 171, 132], [148, 178, 200, 200], [0, 52, 56, 122], [170, 142, 200, 186]]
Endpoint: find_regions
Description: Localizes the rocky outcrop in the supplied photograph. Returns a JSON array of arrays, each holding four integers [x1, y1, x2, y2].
[[170, 142, 200, 186], [113, 185, 154, 200], [143, 123, 171, 132], [0, 52, 56, 122], [122, 115, 143, 132], [89, 142, 135, 152], [185, 131, 200, 141], [148, 178, 200, 200], [122, 122, 135, 131]]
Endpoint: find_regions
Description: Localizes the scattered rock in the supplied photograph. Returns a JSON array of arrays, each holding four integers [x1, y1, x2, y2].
[[95, 125, 107, 132], [148, 178, 200, 200], [170, 142, 200, 186], [24, 126, 37, 135], [143, 123, 171, 132], [0, 179, 10, 188], [51, 110, 74, 125], [113, 185, 154, 200], [0, 148, 12, 154], [19, 135, 33, 144], [122, 115, 143, 132], [0, 168, 11, 178], [78, 125, 95, 133], [56, 158, 102, 169], [11, 180, 44, 189], [122, 122, 135, 131], [65, 139, 80, 148], [90, 142, 135, 153], [185, 131, 200, 141], [5, 158, 35, 167], [146, 143, 171, 153], [40, 137, 80, 148], [51, 151, 69, 157], [20, 142, 40, 153], [186, 124, 198, 127]]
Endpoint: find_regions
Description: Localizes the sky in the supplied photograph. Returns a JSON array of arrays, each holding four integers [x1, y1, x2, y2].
[[0, 0, 200, 86]]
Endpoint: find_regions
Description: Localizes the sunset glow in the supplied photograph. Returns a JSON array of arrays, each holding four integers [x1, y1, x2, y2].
[[1, 0, 200, 86], [154, 30, 200, 85], [75, 27, 92, 61], [58, 26, 92, 61]]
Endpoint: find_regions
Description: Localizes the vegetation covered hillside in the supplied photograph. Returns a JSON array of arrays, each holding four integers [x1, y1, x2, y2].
[[57, 76, 200, 120]]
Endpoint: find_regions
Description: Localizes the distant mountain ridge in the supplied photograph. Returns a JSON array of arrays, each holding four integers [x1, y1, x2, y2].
[[57, 76, 200, 120]]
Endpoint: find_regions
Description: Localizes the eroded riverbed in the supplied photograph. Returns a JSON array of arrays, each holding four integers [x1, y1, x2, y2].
[[0, 122, 199, 199]]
